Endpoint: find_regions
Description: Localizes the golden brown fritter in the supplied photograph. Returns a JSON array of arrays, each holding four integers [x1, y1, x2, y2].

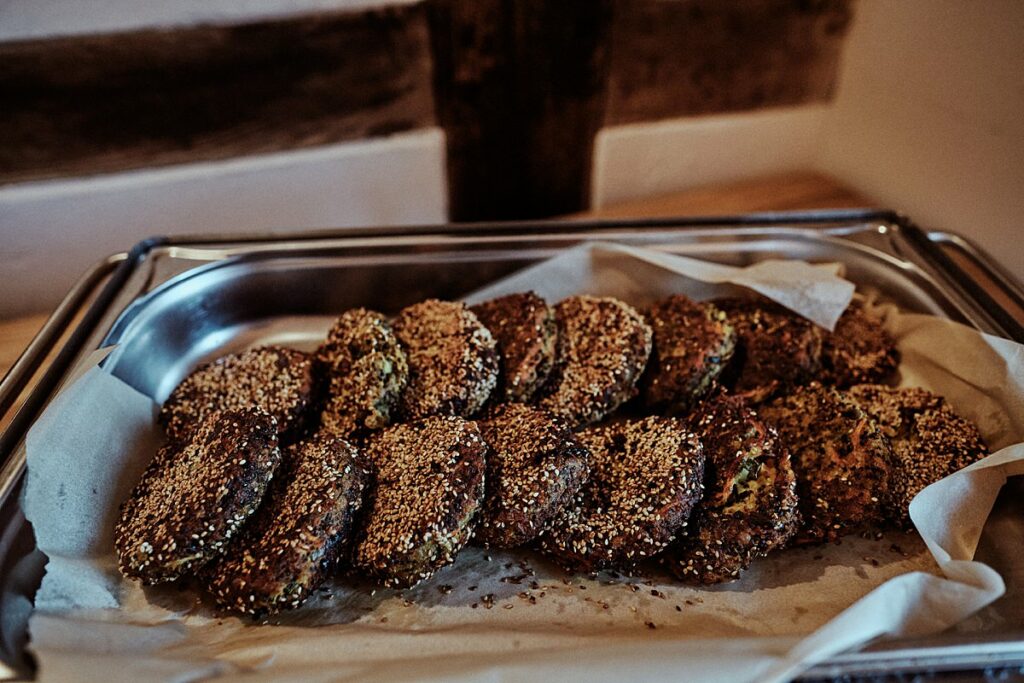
[[159, 345, 315, 441], [316, 308, 408, 440], [759, 385, 895, 544], [667, 394, 800, 584], [393, 300, 499, 420], [849, 384, 987, 526], [475, 403, 590, 548], [821, 302, 900, 387], [642, 295, 736, 414], [715, 297, 824, 403], [206, 433, 369, 616], [540, 416, 704, 572], [354, 416, 487, 587], [115, 407, 281, 584], [536, 296, 653, 428], [471, 292, 558, 403]]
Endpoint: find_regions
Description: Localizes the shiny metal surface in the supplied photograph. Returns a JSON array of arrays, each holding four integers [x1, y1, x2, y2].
[[99, 222, 1002, 401], [0, 255, 125, 513], [928, 230, 1024, 336], [0, 213, 1022, 679], [930, 232, 1024, 304]]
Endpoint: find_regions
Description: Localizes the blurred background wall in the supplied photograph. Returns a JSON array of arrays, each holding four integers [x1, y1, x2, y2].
[[1, 0, 1021, 317]]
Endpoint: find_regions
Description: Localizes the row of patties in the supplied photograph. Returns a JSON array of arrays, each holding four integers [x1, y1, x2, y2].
[[114, 291, 987, 615]]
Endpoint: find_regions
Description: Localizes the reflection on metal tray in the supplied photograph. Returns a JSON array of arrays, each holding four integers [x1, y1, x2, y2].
[[1, 210, 1023, 680]]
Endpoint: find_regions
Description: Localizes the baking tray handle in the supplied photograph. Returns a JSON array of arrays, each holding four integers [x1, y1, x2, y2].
[[899, 224, 1024, 342], [0, 254, 128, 510], [928, 231, 1024, 321], [0, 250, 151, 518], [0, 234, 164, 511], [0, 255, 124, 418]]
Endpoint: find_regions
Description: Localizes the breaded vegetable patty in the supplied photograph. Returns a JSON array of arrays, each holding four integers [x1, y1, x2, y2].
[[471, 292, 558, 403], [822, 301, 900, 387], [316, 308, 408, 440], [160, 345, 314, 441], [642, 295, 736, 413], [355, 416, 487, 587], [541, 416, 704, 572], [537, 296, 653, 427], [760, 385, 895, 544], [849, 384, 987, 525], [393, 300, 499, 420], [206, 433, 369, 615], [667, 394, 799, 584], [715, 298, 824, 403], [116, 407, 281, 584], [475, 403, 590, 548]]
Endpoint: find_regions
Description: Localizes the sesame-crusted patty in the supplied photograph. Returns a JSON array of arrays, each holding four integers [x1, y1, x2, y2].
[[316, 308, 409, 440], [475, 403, 590, 548], [848, 384, 987, 526], [470, 292, 558, 403], [641, 295, 736, 414], [667, 394, 800, 584], [540, 416, 704, 572], [354, 416, 487, 587], [759, 385, 896, 544], [715, 297, 824, 403], [392, 300, 499, 420], [206, 433, 369, 615], [159, 345, 315, 442], [536, 296, 653, 428], [115, 407, 281, 584], [821, 302, 900, 387]]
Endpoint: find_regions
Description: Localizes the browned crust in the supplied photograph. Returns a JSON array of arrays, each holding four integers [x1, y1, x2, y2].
[[759, 384, 895, 544], [667, 394, 800, 584], [849, 384, 987, 526], [536, 296, 653, 428], [641, 295, 736, 413], [115, 407, 281, 584], [540, 416, 704, 572], [159, 345, 315, 442], [471, 292, 558, 403], [692, 393, 775, 508], [354, 416, 487, 587], [715, 297, 824, 403], [316, 308, 409, 440], [822, 301, 900, 387], [206, 433, 369, 615], [393, 300, 499, 420], [475, 403, 590, 548]]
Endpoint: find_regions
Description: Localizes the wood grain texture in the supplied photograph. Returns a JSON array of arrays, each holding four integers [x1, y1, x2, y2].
[[582, 171, 867, 218], [606, 0, 853, 125], [0, 6, 436, 184], [0, 314, 47, 376], [429, 0, 614, 221]]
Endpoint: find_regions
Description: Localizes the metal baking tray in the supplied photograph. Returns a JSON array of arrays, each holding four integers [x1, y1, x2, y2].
[[2, 210, 1023, 680]]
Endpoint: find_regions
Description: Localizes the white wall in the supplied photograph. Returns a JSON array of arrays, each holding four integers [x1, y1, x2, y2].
[[0, 0, 418, 41], [817, 0, 1024, 276], [0, 130, 447, 318], [592, 106, 828, 210], [592, 1, 1024, 277]]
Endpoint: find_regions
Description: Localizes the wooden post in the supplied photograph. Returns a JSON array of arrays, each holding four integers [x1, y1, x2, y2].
[[429, 0, 613, 221]]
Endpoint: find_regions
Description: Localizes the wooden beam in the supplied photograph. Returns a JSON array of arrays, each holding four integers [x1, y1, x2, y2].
[[0, 6, 436, 183]]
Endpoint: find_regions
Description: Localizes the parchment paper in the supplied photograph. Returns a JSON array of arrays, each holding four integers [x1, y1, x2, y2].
[[22, 242, 1024, 682]]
